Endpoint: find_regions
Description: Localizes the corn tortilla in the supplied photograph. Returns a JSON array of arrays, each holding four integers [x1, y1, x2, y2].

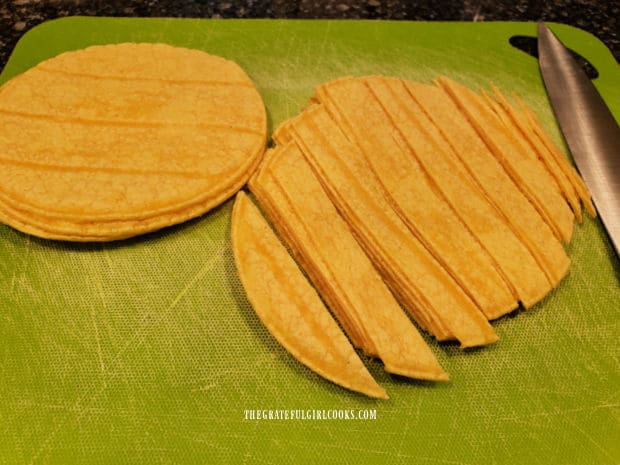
[[231, 191, 388, 399], [389, 78, 553, 310], [437, 77, 575, 244], [406, 80, 570, 288], [288, 105, 499, 348], [488, 86, 582, 221], [0, 43, 266, 240], [250, 141, 449, 381], [513, 94, 596, 217]]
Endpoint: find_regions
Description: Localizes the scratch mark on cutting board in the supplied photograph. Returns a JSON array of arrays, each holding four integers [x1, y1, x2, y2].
[[92, 279, 108, 385], [22, 246, 224, 464], [167, 427, 247, 462], [25, 380, 111, 465], [499, 401, 618, 461], [412, 458, 475, 465], [558, 406, 617, 461], [278, 438, 394, 460], [393, 396, 419, 460], [499, 403, 619, 422], [109, 247, 225, 366], [100, 245, 114, 269], [9, 235, 31, 298], [317, 21, 332, 66]]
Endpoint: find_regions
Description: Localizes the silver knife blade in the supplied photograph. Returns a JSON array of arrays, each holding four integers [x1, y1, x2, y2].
[[537, 22, 620, 258]]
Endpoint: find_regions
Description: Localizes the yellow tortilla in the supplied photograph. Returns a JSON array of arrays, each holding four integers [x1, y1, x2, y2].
[[288, 104, 499, 348], [250, 150, 368, 351], [315, 76, 517, 319], [0, 43, 266, 240], [437, 77, 575, 244], [0, 151, 263, 241], [513, 94, 596, 217], [406, 80, 570, 288], [249, 141, 449, 381], [270, 120, 444, 336], [231, 75, 595, 396], [487, 86, 582, 221], [250, 149, 367, 351], [392, 79, 553, 310], [231, 191, 387, 399]]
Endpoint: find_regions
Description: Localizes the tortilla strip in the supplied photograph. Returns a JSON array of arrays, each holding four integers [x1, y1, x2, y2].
[[250, 142, 449, 381], [273, 110, 454, 339], [405, 81, 570, 288], [372, 77, 551, 310], [249, 150, 368, 352], [437, 77, 575, 244], [315, 76, 517, 319], [482, 87, 581, 226], [287, 104, 498, 348], [274, 119, 444, 340], [231, 191, 388, 399], [487, 86, 582, 221], [513, 94, 596, 217], [272, 103, 321, 146]]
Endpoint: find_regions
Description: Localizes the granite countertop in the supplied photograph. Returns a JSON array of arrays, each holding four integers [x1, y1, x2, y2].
[[1, 0, 618, 72]]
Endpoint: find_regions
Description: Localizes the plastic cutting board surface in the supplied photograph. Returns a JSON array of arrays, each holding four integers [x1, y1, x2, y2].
[[0, 17, 619, 465]]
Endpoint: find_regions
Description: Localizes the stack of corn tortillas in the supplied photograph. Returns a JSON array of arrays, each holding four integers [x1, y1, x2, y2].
[[0, 43, 266, 241], [233, 75, 594, 399], [0, 44, 594, 399]]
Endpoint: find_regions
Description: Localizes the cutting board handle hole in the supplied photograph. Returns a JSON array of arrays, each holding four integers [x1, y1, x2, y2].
[[509, 35, 599, 79]]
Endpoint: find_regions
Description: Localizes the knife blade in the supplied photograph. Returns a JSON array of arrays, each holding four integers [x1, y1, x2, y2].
[[537, 22, 620, 258]]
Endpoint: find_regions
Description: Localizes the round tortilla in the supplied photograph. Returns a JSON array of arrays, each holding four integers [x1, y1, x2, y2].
[[0, 43, 266, 241]]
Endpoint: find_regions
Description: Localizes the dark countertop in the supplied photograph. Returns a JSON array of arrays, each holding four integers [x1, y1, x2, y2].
[[1, 0, 618, 72]]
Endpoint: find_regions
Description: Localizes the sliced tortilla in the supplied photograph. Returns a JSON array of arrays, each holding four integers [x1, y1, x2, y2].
[[272, 118, 445, 339], [249, 141, 449, 381], [315, 76, 517, 319], [437, 77, 575, 244], [487, 86, 582, 221], [271, 103, 321, 146], [405, 80, 570, 289], [250, 148, 368, 352], [231, 191, 388, 399], [375, 78, 552, 310], [249, 150, 368, 352], [288, 104, 498, 348], [362, 76, 545, 313], [513, 94, 596, 217]]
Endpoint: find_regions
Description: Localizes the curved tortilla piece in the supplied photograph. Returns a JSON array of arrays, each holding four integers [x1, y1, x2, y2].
[[0, 43, 266, 240], [231, 191, 388, 399], [288, 105, 498, 348], [249, 142, 449, 381], [437, 77, 574, 244]]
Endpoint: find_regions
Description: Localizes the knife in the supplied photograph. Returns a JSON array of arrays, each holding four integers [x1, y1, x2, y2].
[[537, 22, 620, 258]]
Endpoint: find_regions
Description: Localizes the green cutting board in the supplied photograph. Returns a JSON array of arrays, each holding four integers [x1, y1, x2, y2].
[[0, 17, 618, 465]]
